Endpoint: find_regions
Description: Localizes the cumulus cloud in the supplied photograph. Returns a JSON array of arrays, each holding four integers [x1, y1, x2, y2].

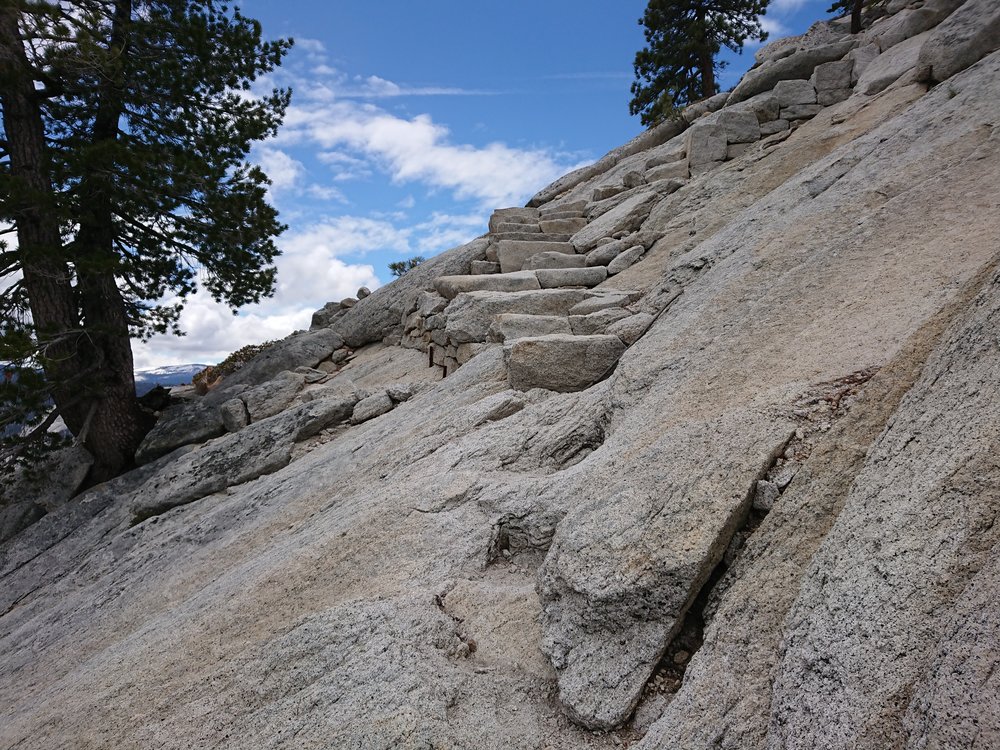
[[760, 16, 790, 37], [132, 216, 396, 369], [255, 147, 306, 191], [769, 0, 823, 11], [280, 102, 581, 208]]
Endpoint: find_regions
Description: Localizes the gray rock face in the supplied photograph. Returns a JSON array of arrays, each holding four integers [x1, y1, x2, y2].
[[849, 43, 881, 84], [540, 217, 587, 235], [135, 399, 225, 465], [731, 91, 781, 123], [858, 30, 931, 95], [605, 311, 655, 345], [470, 260, 501, 275], [585, 240, 627, 267], [782, 103, 824, 120], [645, 160, 689, 182], [811, 59, 853, 92], [240, 371, 306, 422], [768, 268, 1000, 750], [0, 446, 93, 543], [773, 78, 818, 106], [607, 246, 645, 275], [567, 292, 637, 316], [219, 398, 250, 432], [916, 0, 1000, 83], [488, 208, 539, 232], [716, 109, 762, 143], [866, 0, 965, 51], [685, 123, 728, 169], [568, 308, 631, 336], [350, 392, 394, 424], [571, 192, 662, 252], [506, 334, 625, 392], [222, 328, 345, 391], [729, 38, 858, 103]]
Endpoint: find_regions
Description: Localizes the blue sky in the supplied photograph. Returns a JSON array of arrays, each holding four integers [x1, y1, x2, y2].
[[134, 0, 832, 368]]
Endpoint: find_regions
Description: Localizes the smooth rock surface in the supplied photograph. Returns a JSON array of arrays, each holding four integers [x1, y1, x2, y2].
[[916, 0, 1000, 83], [506, 334, 626, 392], [571, 192, 662, 252]]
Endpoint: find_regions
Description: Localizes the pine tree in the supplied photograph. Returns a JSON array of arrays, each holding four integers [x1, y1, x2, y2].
[[388, 256, 426, 278], [630, 0, 771, 127], [828, 0, 881, 34], [0, 1, 291, 480]]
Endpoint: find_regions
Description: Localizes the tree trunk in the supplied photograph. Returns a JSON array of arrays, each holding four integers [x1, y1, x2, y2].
[[0, 5, 149, 481], [695, 6, 717, 99], [0, 7, 88, 433], [851, 0, 864, 34], [73, 0, 151, 481]]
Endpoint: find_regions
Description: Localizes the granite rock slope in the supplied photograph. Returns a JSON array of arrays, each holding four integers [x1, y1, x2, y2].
[[2, 3, 1000, 748]]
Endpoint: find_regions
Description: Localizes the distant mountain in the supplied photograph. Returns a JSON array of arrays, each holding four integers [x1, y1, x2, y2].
[[134, 364, 207, 396]]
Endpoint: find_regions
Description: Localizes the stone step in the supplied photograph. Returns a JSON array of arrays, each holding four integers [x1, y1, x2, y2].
[[434, 271, 540, 300], [646, 161, 689, 182], [494, 222, 541, 234], [487, 314, 572, 343], [470, 260, 501, 275], [497, 239, 577, 274], [591, 184, 626, 202], [536, 267, 608, 289], [522, 252, 588, 271], [506, 334, 626, 392], [569, 307, 632, 336], [491, 231, 571, 243], [540, 217, 588, 234], [567, 291, 641, 316], [540, 199, 588, 217], [537, 210, 587, 222], [444, 289, 616, 343], [488, 207, 540, 233]]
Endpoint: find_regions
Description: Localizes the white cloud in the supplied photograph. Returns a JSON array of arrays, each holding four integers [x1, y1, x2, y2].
[[760, 16, 790, 37], [413, 212, 486, 255], [255, 147, 306, 191], [769, 0, 820, 11], [280, 101, 583, 208], [132, 216, 398, 368]]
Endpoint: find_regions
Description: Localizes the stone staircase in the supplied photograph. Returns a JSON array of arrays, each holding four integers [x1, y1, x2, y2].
[[400, 200, 663, 390]]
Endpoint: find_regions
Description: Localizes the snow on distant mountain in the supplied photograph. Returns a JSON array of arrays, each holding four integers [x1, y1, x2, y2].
[[134, 364, 207, 396]]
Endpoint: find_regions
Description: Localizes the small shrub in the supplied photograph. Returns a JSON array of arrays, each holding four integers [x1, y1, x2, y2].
[[192, 340, 277, 393]]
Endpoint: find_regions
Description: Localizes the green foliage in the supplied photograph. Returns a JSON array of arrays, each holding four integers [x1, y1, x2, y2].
[[388, 256, 426, 278], [630, 0, 771, 127], [827, 0, 884, 33], [2, 1, 292, 334], [0, 1, 291, 470]]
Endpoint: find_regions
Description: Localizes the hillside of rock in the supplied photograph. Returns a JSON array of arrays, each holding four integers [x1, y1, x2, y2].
[[2, 2, 999, 748]]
